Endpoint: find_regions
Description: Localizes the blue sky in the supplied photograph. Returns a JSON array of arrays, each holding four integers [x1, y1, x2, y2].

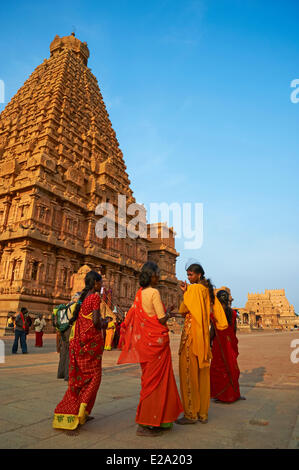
[[0, 0, 298, 310]]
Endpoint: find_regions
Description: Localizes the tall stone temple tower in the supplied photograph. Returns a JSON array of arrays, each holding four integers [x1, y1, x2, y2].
[[0, 33, 180, 330]]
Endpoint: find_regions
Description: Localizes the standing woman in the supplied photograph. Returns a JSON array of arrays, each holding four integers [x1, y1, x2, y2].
[[34, 314, 46, 347], [176, 262, 228, 425], [210, 290, 245, 403], [118, 262, 183, 437], [104, 317, 116, 350], [52, 271, 107, 432]]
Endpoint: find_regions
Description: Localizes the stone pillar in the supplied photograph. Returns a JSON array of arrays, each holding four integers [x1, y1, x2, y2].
[[2, 196, 12, 230]]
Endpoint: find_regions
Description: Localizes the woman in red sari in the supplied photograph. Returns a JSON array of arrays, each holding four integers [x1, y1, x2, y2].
[[52, 271, 107, 431], [118, 262, 183, 437], [210, 290, 245, 403]]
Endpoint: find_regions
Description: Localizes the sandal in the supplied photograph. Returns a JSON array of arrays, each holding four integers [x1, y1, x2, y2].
[[198, 417, 208, 424], [175, 416, 197, 425], [136, 425, 163, 437]]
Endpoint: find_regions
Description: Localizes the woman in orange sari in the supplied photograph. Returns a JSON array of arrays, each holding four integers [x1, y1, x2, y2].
[[52, 271, 107, 432], [118, 262, 183, 437], [210, 290, 245, 403]]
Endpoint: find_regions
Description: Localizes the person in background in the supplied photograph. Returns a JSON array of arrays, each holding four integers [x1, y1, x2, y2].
[[12, 307, 30, 354], [34, 314, 47, 347], [113, 319, 121, 349], [210, 290, 245, 403], [25, 312, 32, 336], [104, 317, 116, 351], [7, 313, 15, 330]]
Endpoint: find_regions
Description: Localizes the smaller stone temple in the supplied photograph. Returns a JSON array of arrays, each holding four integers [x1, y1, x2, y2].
[[237, 289, 298, 329]]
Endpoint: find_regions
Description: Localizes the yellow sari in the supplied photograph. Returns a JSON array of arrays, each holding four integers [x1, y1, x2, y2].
[[179, 283, 228, 420], [104, 321, 116, 351]]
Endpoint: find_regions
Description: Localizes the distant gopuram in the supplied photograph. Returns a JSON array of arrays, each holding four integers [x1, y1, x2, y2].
[[238, 289, 298, 329], [0, 34, 180, 331]]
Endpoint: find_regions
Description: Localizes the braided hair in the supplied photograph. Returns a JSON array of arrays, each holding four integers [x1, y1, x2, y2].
[[216, 289, 232, 325], [186, 263, 215, 305], [69, 270, 102, 325]]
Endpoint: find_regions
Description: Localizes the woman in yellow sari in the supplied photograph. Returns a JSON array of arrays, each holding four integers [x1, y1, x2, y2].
[[176, 262, 228, 425], [104, 317, 116, 350]]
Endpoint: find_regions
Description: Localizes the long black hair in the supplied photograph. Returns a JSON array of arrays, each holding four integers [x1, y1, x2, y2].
[[69, 270, 102, 325], [216, 290, 232, 325], [139, 261, 160, 288], [186, 263, 215, 305]]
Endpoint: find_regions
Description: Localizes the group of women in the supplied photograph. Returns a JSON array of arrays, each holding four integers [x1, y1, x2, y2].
[[52, 261, 244, 436]]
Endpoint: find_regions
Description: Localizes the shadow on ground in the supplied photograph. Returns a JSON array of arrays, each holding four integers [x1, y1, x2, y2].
[[239, 366, 266, 389]]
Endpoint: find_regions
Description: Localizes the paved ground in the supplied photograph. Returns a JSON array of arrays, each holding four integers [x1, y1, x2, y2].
[[0, 330, 298, 449]]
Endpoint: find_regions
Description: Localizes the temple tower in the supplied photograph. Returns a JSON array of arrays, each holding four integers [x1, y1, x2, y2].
[[0, 33, 156, 327]]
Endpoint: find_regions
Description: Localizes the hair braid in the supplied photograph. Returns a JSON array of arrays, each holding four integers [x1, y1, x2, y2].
[[216, 290, 232, 324], [69, 270, 102, 325], [202, 277, 215, 305]]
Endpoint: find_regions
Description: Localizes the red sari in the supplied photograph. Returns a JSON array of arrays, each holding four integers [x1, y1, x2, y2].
[[52, 293, 104, 430], [118, 288, 183, 426], [35, 331, 43, 347], [117, 322, 126, 350], [210, 309, 241, 402]]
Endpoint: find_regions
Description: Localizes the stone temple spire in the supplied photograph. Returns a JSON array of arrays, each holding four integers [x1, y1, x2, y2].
[[0, 33, 180, 330], [50, 33, 90, 65]]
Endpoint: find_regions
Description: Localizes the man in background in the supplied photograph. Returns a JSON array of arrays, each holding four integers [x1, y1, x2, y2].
[[12, 307, 30, 354]]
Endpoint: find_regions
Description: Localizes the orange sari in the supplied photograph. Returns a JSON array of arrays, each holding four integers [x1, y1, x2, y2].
[[118, 288, 183, 426]]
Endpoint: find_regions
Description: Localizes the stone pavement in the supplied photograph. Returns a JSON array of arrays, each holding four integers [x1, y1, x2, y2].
[[0, 331, 298, 449]]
